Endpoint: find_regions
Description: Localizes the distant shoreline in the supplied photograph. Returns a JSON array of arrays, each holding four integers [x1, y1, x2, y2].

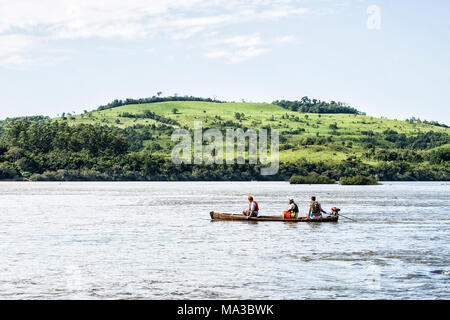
[[1, 178, 448, 183]]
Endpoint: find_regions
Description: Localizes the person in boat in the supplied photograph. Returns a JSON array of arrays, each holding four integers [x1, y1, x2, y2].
[[283, 199, 299, 219], [307, 196, 327, 219], [242, 195, 259, 217]]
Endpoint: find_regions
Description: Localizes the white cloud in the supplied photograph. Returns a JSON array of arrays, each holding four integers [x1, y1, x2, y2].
[[204, 33, 268, 62], [204, 33, 268, 63], [0, 0, 200, 35], [171, 27, 205, 40], [204, 50, 230, 59], [203, 32, 299, 63], [0, 34, 36, 67], [0, 34, 35, 57], [205, 47, 270, 63], [0, 55, 34, 67], [257, 6, 309, 19], [229, 47, 271, 63], [276, 35, 297, 43], [0, 0, 309, 38], [0, 0, 309, 66], [206, 33, 262, 48]]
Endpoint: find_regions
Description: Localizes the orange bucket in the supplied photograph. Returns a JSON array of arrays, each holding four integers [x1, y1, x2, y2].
[[283, 210, 292, 219]]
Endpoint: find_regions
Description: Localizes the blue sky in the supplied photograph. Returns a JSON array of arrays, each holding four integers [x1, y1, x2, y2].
[[0, 0, 449, 123]]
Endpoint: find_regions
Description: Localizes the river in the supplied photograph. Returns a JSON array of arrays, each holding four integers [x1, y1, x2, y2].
[[0, 181, 448, 299]]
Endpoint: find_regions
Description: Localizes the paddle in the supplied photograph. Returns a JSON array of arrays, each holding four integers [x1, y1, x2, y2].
[[336, 213, 356, 222]]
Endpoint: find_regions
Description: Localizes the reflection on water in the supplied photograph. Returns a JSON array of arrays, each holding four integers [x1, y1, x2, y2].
[[0, 181, 449, 299]]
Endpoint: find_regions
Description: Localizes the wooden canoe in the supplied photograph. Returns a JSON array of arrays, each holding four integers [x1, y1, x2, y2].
[[210, 211, 339, 222]]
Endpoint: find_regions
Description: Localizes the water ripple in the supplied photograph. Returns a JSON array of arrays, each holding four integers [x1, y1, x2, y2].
[[0, 181, 448, 299]]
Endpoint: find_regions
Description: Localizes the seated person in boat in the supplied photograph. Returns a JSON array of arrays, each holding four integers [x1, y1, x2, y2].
[[242, 195, 259, 217], [307, 196, 327, 219], [283, 199, 299, 219]]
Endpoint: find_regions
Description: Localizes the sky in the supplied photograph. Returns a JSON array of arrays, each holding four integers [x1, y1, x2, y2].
[[0, 0, 449, 124]]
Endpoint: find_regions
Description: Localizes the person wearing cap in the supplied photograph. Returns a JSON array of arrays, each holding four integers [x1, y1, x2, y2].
[[242, 196, 259, 217], [284, 199, 299, 219]]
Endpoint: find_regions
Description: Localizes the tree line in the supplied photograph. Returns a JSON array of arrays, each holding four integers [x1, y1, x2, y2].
[[97, 95, 225, 111], [119, 110, 180, 126], [0, 119, 448, 181], [272, 97, 362, 114]]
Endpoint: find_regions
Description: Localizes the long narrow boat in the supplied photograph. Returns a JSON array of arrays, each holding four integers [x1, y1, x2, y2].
[[210, 211, 339, 222]]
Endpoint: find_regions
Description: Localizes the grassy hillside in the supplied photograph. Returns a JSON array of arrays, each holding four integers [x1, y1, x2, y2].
[[1, 99, 448, 181], [61, 101, 450, 165]]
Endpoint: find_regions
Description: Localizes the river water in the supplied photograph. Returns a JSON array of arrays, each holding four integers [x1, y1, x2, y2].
[[0, 181, 448, 299]]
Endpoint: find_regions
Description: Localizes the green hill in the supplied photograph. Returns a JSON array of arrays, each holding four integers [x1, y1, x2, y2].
[[63, 100, 449, 164], [1, 98, 449, 181]]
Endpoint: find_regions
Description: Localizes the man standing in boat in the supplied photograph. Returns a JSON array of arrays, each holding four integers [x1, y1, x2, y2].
[[307, 196, 327, 219], [242, 196, 259, 218]]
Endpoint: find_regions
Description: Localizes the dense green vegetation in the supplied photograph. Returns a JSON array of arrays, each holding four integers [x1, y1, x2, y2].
[[119, 110, 180, 126], [0, 96, 449, 181], [273, 97, 362, 114], [289, 175, 336, 184], [339, 175, 379, 185], [97, 95, 224, 111]]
